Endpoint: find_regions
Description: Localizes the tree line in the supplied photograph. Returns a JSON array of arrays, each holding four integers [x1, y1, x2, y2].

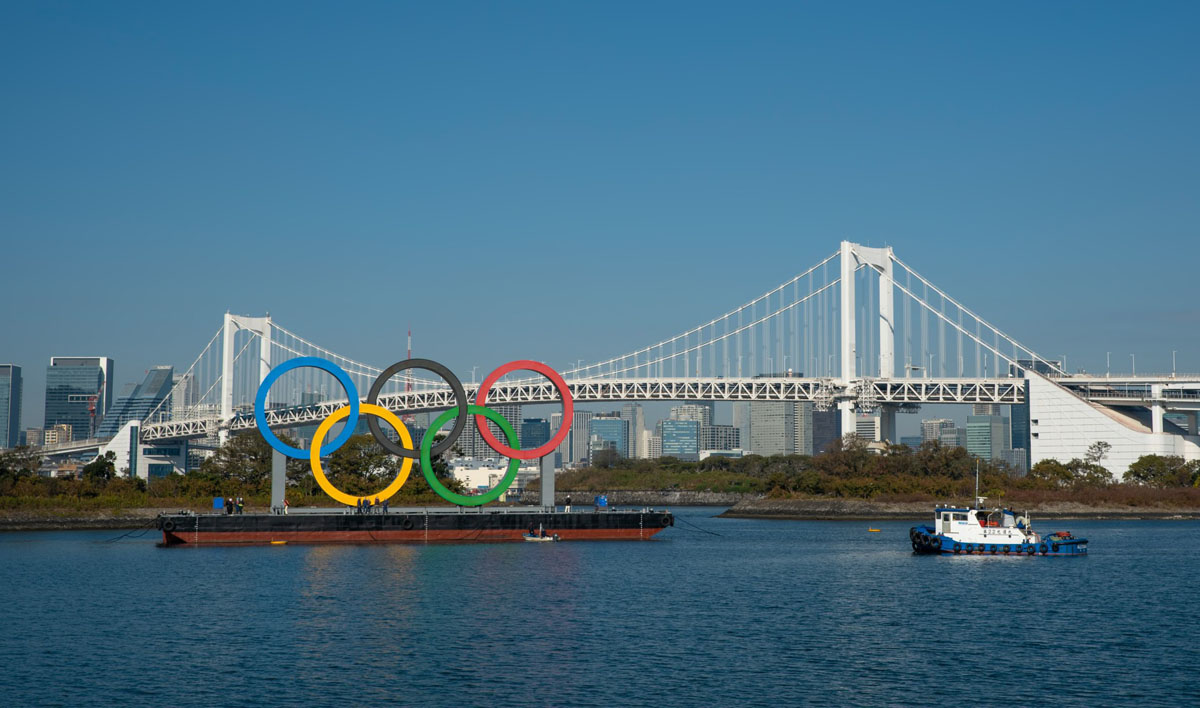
[[0, 432, 465, 509], [2, 433, 1198, 509], [560, 437, 1200, 503]]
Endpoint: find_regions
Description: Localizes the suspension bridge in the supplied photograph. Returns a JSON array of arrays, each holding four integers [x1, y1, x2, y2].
[[45, 242, 1200, 475]]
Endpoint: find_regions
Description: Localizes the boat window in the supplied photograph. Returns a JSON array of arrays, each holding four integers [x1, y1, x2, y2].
[[942, 513, 951, 522], [953, 513, 968, 521]]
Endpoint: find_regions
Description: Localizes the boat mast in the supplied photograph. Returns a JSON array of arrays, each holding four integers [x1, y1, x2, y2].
[[974, 459, 981, 508]]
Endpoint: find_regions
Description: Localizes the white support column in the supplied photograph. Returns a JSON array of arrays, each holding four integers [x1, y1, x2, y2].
[[839, 241, 856, 382], [1188, 412, 1199, 436], [219, 312, 236, 445], [879, 406, 897, 444], [259, 315, 273, 404], [838, 399, 856, 443], [1151, 385, 1164, 434], [541, 454, 555, 511], [878, 248, 894, 379]]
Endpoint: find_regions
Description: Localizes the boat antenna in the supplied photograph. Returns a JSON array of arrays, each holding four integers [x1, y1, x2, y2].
[[974, 459, 983, 508]]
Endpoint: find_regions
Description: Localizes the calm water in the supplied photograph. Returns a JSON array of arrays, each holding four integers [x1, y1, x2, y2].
[[1, 510, 1197, 707]]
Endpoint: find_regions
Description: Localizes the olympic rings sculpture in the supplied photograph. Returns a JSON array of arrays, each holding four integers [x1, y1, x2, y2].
[[253, 356, 574, 507]]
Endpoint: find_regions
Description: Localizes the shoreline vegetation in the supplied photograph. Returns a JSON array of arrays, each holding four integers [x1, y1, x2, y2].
[[3, 433, 1199, 530]]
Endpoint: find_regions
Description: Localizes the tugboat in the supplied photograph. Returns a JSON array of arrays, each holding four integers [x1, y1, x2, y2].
[[909, 463, 1087, 556], [909, 504, 1087, 556]]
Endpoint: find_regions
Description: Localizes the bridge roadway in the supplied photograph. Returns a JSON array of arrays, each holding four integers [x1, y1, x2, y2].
[[141, 376, 1031, 442], [1057, 376, 1200, 407]]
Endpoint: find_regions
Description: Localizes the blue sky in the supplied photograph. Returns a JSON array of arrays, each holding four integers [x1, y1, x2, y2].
[[2, 1, 1198, 432]]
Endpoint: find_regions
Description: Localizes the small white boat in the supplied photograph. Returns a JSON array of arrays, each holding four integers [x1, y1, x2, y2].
[[523, 533, 560, 543]]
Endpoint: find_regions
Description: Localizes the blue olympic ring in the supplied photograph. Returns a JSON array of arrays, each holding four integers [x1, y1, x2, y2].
[[254, 357, 359, 458]]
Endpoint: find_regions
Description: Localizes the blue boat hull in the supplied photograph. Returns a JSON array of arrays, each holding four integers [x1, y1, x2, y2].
[[909, 525, 1087, 556]]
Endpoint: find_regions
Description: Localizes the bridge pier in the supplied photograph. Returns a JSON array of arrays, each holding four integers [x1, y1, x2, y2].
[[271, 450, 285, 512], [838, 399, 856, 444], [879, 406, 897, 445], [541, 455, 555, 510], [1151, 385, 1164, 434]]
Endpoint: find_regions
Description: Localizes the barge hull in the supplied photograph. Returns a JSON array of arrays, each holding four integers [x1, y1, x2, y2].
[[157, 510, 673, 546]]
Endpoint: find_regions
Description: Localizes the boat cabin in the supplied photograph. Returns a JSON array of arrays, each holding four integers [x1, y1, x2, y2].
[[932, 506, 1033, 543]]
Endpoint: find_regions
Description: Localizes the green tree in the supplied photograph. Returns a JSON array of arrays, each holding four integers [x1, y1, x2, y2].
[[1028, 457, 1113, 487], [1028, 459, 1072, 487], [1126, 455, 1197, 487], [199, 432, 305, 492], [82, 451, 117, 484], [813, 435, 874, 477], [0, 446, 42, 477], [324, 434, 404, 495], [915, 441, 974, 479], [590, 448, 620, 469], [1085, 441, 1112, 466]]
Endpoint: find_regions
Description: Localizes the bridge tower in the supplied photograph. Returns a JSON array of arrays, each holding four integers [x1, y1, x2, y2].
[[839, 242, 898, 443], [219, 313, 273, 445]]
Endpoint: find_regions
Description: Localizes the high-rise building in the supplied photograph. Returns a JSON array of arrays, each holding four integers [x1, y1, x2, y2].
[[550, 411, 566, 467], [812, 409, 841, 455], [648, 433, 662, 459], [670, 404, 713, 426], [855, 414, 880, 441], [1003, 447, 1029, 474], [589, 416, 629, 458], [0, 365, 21, 449], [922, 418, 957, 443], [701, 424, 740, 451], [972, 404, 1003, 416], [793, 402, 814, 456], [733, 403, 751, 452], [97, 366, 174, 438], [521, 418, 550, 452], [659, 419, 699, 461], [620, 403, 645, 458], [170, 372, 194, 417], [900, 435, 923, 448], [966, 415, 1011, 462], [44, 357, 114, 441], [569, 410, 595, 466], [456, 404, 522, 459], [29, 424, 73, 446], [749, 401, 794, 456]]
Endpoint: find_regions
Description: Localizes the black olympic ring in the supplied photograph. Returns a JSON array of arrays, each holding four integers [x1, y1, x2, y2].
[[365, 358, 469, 460]]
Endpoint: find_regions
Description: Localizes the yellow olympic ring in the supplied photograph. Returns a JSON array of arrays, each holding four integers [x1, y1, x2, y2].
[[309, 403, 414, 506]]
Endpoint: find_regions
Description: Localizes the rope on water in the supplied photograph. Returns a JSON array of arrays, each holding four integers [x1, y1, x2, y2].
[[99, 518, 159, 543], [673, 515, 723, 537]]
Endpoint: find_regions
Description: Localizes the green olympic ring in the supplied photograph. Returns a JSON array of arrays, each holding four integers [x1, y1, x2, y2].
[[421, 404, 520, 507]]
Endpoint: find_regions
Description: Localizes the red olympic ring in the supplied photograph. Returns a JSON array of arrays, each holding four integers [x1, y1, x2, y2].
[[475, 360, 573, 460]]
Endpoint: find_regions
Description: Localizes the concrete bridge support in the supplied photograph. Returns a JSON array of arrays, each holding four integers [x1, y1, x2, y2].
[[1151, 385, 1164, 434], [879, 406, 897, 445]]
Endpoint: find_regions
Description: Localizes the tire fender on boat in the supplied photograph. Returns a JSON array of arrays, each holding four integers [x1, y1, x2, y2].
[[661, 515, 673, 527], [402, 518, 414, 530], [1051, 543, 1060, 553], [952, 543, 961, 554], [162, 519, 176, 532], [1039, 544, 1048, 555]]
